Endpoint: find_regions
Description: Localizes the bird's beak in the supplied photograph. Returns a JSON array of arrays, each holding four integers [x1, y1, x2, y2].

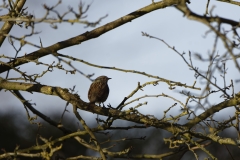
[[108, 78, 111, 80]]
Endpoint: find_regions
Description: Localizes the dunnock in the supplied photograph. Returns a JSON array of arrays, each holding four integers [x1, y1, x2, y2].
[[88, 76, 111, 106]]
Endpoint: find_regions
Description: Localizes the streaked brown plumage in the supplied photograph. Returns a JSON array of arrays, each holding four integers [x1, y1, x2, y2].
[[88, 76, 111, 105]]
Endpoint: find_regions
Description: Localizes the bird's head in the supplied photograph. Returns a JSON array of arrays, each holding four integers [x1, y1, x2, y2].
[[94, 76, 111, 83]]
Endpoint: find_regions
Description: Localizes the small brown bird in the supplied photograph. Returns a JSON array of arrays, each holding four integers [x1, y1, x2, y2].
[[88, 76, 111, 106]]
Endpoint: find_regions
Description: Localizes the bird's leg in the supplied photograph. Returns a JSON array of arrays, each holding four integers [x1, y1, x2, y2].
[[97, 114, 99, 124], [107, 103, 114, 109], [102, 103, 106, 108], [96, 102, 100, 124]]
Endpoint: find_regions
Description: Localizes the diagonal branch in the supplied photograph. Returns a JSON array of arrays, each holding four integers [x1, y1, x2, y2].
[[0, 0, 26, 46], [0, 77, 185, 133], [0, 0, 180, 73], [12, 90, 72, 134], [217, 0, 240, 6], [185, 93, 240, 128], [175, 2, 239, 27], [73, 105, 106, 160], [1, 77, 239, 146]]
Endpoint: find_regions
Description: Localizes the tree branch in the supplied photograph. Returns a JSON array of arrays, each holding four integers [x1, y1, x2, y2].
[[0, 0, 26, 46], [0, 0, 180, 73]]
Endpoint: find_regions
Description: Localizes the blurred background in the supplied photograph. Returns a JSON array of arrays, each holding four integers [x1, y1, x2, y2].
[[0, 0, 240, 159]]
